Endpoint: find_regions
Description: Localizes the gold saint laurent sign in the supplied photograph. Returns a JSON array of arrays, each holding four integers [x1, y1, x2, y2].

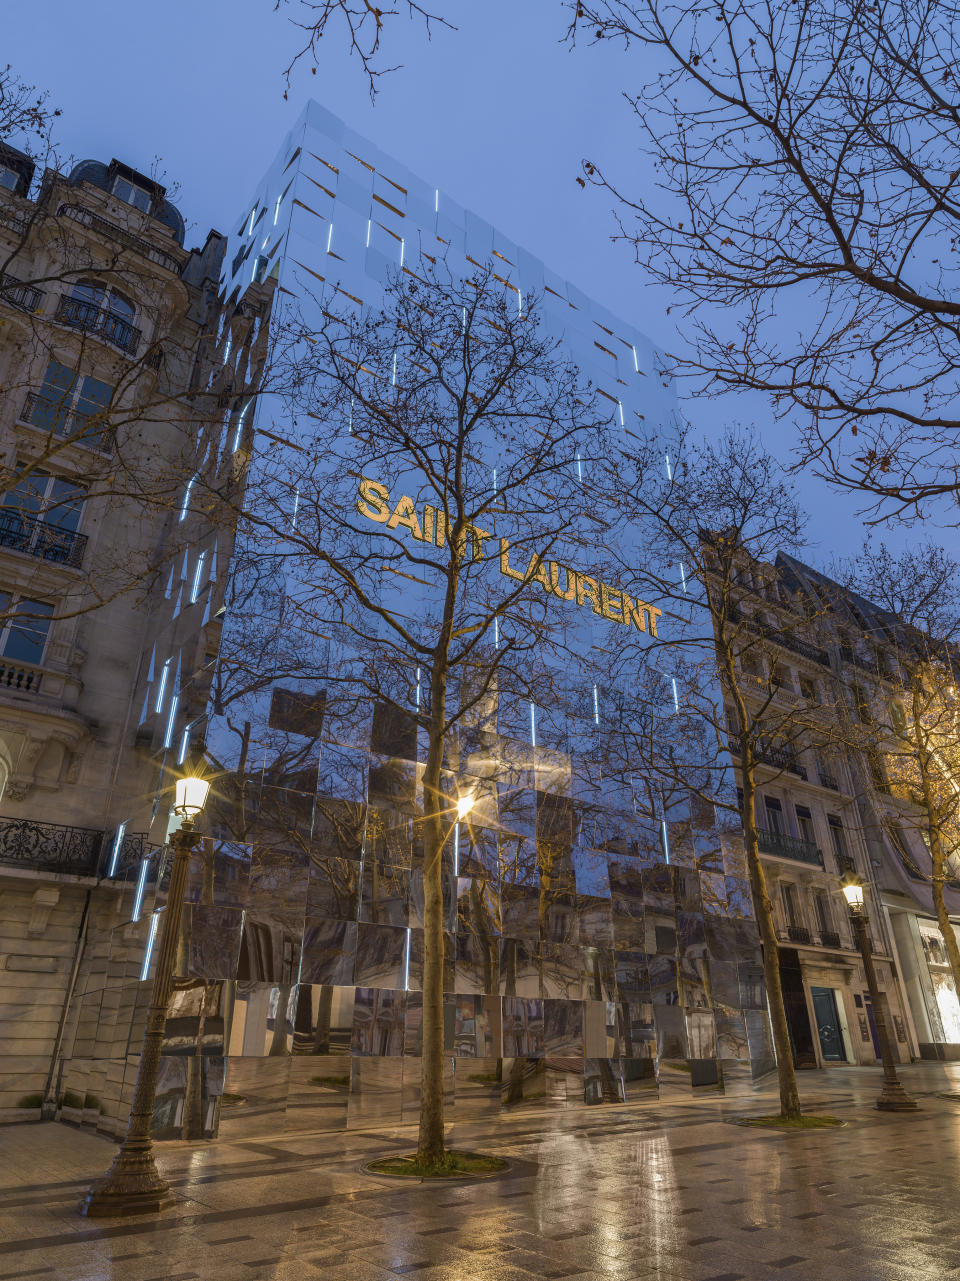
[[356, 477, 661, 636]]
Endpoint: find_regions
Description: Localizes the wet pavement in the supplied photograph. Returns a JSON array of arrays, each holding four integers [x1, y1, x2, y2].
[[2, 1064, 960, 1281]]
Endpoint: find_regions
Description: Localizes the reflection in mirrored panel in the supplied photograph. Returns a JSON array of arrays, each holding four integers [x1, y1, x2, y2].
[[238, 910, 302, 984], [300, 919, 357, 986], [186, 905, 244, 981], [162, 979, 225, 1055], [285, 1057, 349, 1131], [499, 937, 539, 998], [584, 1057, 625, 1104], [354, 922, 407, 989], [502, 997, 544, 1057], [352, 986, 406, 1055], [225, 981, 295, 1056], [306, 856, 360, 920], [217, 1057, 292, 1140], [348, 1058, 403, 1128]]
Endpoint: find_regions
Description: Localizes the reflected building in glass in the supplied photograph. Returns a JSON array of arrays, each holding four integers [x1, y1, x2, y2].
[[62, 102, 772, 1140]]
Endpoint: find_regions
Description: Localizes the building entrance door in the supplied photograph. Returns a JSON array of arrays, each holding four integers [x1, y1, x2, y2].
[[811, 986, 846, 1062]]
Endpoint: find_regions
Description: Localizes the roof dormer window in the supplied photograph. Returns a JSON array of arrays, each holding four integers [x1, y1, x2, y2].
[[112, 174, 152, 213], [0, 165, 20, 192]]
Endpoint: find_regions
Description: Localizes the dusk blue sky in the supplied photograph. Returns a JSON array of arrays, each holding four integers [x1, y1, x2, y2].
[[4, 0, 924, 562]]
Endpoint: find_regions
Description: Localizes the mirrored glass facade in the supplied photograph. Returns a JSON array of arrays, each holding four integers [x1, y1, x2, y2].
[[60, 102, 770, 1139]]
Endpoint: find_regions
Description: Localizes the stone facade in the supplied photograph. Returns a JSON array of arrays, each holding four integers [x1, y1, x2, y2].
[[0, 145, 230, 1120]]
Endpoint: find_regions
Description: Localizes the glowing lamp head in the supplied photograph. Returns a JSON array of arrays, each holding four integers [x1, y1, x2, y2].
[[175, 775, 210, 819], [456, 794, 474, 822], [841, 871, 865, 912]]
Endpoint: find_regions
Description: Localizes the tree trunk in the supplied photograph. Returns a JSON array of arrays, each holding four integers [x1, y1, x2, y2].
[[417, 715, 448, 1165], [921, 766, 960, 1003], [741, 757, 803, 1119]]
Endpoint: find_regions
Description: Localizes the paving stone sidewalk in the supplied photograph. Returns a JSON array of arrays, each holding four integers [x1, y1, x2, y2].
[[2, 1064, 960, 1281]]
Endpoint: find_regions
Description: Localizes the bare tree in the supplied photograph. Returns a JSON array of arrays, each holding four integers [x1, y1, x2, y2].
[[569, 0, 960, 525], [602, 427, 847, 1117], [845, 542, 960, 1001], [204, 264, 634, 1166], [273, 0, 454, 97]]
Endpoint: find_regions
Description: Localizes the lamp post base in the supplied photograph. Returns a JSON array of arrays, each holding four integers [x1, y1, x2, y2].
[[80, 1144, 172, 1218], [875, 1083, 919, 1112]]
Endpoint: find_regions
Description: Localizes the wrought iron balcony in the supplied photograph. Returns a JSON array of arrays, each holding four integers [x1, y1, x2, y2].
[[759, 745, 808, 780], [0, 273, 43, 313], [817, 770, 841, 791], [55, 294, 141, 355], [0, 816, 104, 877], [20, 392, 113, 454], [757, 828, 824, 867], [57, 202, 182, 275], [769, 629, 831, 667], [819, 930, 842, 948], [787, 924, 812, 944], [0, 203, 29, 238], [0, 507, 87, 568]]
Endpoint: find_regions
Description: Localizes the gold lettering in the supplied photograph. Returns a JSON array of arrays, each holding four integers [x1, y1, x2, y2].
[[386, 495, 423, 540], [422, 505, 435, 544], [532, 558, 553, 595], [499, 538, 525, 581], [435, 510, 448, 547], [623, 594, 663, 634], [600, 583, 624, 622], [575, 574, 603, 616], [548, 562, 577, 601], [357, 477, 390, 522]]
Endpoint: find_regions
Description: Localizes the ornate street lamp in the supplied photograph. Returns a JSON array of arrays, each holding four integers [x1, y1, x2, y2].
[[81, 774, 211, 1217], [841, 871, 918, 1113]]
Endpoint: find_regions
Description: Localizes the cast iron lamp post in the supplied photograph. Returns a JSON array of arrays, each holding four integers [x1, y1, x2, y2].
[[841, 871, 918, 1113], [81, 775, 211, 1217]]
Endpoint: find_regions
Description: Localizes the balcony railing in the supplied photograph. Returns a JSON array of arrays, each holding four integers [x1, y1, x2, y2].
[[757, 828, 824, 867], [759, 746, 808, 780], [817, 770, 841, 791], [0, 508, 87, 568], [55, 294, 141, 355], [770, 629, 831, 667], [57, 202, 182, 275], [819, 930, 842, 948], [0, 661, 44, 694], [0, 274, 43, 313], [0, 816, 104, 877], [20, 392, 113, 454], [787, 925, 812, 944], [0, 202, 30, 238]]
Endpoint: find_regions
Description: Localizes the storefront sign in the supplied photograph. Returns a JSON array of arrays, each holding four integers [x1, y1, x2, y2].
[[356, 477, 661, 635]]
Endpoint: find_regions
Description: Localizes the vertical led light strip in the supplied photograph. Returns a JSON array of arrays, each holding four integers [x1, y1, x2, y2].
[[529, 702, 537, 747], [366, 219, 372, 247], [154, 659, 171, 714], [576, 450, 583, 483], [415, 666, 422, 710], [592, 684, 600, 726], [403, 926, 412, 991], [453, 822, 460, 876], [326, 222, 334, 253], [493, 615, 500, 649], [665, 452, 673, 480], [107, 821, 127, 877], [131, 857, 150, 922], [177, 726, 191, 766], [164, 693, 179, 749], [671, 677, 680, 712], [679, 561, 688, 592], [140, 910, 161, 980], [189, 550, 207, 604], [661, 819, 671, 865]]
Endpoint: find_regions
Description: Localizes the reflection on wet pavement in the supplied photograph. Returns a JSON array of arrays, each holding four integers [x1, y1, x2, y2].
[[2, 1063, 960, 1281]]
